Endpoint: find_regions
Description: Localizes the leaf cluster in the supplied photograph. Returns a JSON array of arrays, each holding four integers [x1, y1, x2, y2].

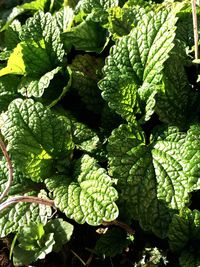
[[0, 0, 200, 266]]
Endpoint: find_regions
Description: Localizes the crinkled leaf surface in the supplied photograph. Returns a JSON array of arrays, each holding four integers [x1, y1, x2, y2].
[[77, 0, 118, 23], [72, 121, 100, 153], [99, 8, 178, 122], [0, 191, 52, 237], [3, 20, 21, 50], [106, 5, 147, 39], [0, 99, 73, 182], [108, 124, 200, 237], [44, 218, 74, 252], [45, 155, 119, 225], [21, 11, 64, 65]]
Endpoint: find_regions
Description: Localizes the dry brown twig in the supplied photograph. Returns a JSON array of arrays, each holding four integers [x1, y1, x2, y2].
[[0, 138, 13, 202], [192, 0, 199, 60], [0, 137, 55, 210]]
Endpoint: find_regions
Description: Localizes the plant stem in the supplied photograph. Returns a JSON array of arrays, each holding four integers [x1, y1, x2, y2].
[[192, 0, 199, 60], [102, 220, 134, 235], [0, 196, 55, 212], [0, 138, 13, 202]]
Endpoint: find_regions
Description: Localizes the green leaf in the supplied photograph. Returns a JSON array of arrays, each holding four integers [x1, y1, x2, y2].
[[106, 5, 147, 39], [0, 191, 52, 237], [99, 8, 179, 122], [95, 227, 132, 257], [17, 223, 45, 250], [44, 218, 74, 252], [70, 54, 104, 113], [45, 154, 119, 226], [107, 124, 200, 237], [0, 99, 73, 182], [155, 52, 192, 126], [168, 208, 200, 252], [62, 19, 108, 53], [3, 20, 21, 50], [54, 6, 74, 32], [13, 222, 55, 266], [72, 121, 100, 153], [0, 0, 48, 32], [77, 0, 118, 23], [0, 160, 37, 196], [21, 11, 64, 65], [0, 11, 64, 78], [17, 67, 61, 98]]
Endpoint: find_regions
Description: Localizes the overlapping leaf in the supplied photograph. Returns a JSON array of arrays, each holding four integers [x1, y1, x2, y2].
[[0, 99, 73, 182], [45, 155, 118, 225], [108, 123, 200, 237]]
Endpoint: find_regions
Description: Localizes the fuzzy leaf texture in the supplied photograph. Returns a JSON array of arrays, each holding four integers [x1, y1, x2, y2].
[[0, 99, 73, 182], [99, 7, 179, 122], [107, 124, 200, 237], [45, 155, 119, 225]]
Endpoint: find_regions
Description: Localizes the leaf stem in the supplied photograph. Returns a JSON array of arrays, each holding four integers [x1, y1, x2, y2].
[[0, 196, 55, 212], [192, 0, 199, 60], [102, 220, 134, 235], [0, 138, 14, 202]]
